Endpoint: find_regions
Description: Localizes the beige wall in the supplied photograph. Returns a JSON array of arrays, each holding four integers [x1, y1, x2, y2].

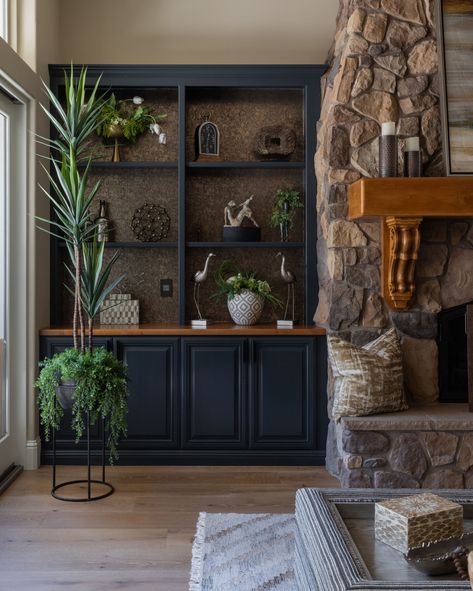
[[57, 0, 337, 65], [13, 0, 60, 78], [35, 0, 60, 78]]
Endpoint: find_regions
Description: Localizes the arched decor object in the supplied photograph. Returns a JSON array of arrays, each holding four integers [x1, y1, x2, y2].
[[196, 119, 220, 160]]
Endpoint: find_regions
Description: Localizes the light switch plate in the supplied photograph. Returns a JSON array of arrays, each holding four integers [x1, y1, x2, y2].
[[160, 279, 173, 297]]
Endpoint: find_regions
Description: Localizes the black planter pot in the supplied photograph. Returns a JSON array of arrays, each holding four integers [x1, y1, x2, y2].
[[56, 380, 76, 410], [223, 226, 261, 242]]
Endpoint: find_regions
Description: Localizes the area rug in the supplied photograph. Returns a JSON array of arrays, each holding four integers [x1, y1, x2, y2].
[[189, 512, 296, 591]]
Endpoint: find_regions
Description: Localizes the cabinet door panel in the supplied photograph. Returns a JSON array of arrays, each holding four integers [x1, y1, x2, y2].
[[115, 338, 178, 449], [39, 338, 112, 445], [250, 338, 314, 449], [182, 338, 246, 448]]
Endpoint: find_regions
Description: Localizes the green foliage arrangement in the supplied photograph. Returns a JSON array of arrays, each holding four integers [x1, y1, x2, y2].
[[35, 66, 129, 462], [96, 93, 167, 142], [212, 261, 281, 306], [270, 188, 303, 229], [36, 348, 128, 463]]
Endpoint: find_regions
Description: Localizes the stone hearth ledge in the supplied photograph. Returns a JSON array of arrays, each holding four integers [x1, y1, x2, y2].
[[328, 404, 473, 489], [341, 403, 473, 431]]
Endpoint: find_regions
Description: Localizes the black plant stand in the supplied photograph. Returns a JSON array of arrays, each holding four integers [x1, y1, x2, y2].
[[51, 412, 114, 502]]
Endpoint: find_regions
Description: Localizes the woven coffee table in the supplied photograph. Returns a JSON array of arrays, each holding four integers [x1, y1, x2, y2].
[[295, 488, 473, 590]]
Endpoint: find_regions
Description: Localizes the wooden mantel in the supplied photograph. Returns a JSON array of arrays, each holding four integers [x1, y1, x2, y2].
[[348, 177, 473, 310]]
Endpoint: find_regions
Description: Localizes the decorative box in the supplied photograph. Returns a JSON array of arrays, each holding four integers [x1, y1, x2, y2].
[[108, 293, 131, 301], [375, 493, 463, 554], [100, 294, 139, 325]]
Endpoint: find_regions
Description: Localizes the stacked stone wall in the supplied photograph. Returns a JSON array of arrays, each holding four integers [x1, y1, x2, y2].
[[315, 0, 473, 412], [328, 422, 473, 489]]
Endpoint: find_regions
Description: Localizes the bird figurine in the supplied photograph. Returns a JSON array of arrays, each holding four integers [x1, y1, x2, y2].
[[192, 253, 216, 321], [276, 252, 296, 322]]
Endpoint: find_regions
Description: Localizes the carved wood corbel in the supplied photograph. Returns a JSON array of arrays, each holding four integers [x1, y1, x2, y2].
[[382, 216, 423, 311]]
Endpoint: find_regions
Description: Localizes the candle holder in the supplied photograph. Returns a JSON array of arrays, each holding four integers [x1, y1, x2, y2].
[[404, 136, 422, 177], [379, 122, 397, 177]]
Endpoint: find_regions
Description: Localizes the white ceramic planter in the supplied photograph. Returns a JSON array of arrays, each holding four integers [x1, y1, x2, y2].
[[227, 289, 264, 326]]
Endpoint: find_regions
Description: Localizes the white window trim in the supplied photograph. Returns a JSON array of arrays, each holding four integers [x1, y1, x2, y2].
[[0, 68, 35, 469], [8, 0, 18, 51], [0, 0, 18, 49]]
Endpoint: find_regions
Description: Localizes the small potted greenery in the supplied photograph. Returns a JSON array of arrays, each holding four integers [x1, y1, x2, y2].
[[96, 93, 167, 161], [212, 261, 281, 326], [271, 188, 303, 242], [36, 66, 129, 463]]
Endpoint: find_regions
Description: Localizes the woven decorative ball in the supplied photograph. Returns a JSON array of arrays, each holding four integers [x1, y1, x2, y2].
[[131, 203, 170, 242]]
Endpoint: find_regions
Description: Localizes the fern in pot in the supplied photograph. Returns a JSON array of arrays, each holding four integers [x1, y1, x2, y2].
[[35, 66, 129, 462], [212, 261, 281, 326]]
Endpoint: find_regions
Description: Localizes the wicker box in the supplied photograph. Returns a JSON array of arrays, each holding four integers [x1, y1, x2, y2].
[[100, 295, 139, 325], [108, 293, 131, 301], [375, 493, 463, 553]]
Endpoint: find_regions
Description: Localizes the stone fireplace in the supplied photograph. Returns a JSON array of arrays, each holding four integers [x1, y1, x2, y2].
[[316, 0, 473, 487]]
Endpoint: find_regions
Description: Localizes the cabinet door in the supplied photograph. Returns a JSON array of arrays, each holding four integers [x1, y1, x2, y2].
[[250, 338, 314, 449], [39, 337, 112, 447], [182, 338, 246, 449], [115, 338, 178, 450]]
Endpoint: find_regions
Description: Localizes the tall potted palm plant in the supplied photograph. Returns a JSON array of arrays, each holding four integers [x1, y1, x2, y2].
[[35, 66, 128, 463]]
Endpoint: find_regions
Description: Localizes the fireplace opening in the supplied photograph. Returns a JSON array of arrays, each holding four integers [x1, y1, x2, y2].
[[438, 303, 470, 403]]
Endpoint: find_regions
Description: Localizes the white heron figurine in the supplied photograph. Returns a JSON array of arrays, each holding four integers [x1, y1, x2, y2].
[[192, 253, 216, 320], [276, 252, 296, 322]]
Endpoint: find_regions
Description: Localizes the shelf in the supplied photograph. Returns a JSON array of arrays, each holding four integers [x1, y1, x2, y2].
[[187, 161, 305, 170], [348, 177, 473, 219], [85, 161, 178, 169], [39, 322, 326, 337], [58, 241, 178, 249], [186, 241, 304, 248], [49, 65, 319, 327]]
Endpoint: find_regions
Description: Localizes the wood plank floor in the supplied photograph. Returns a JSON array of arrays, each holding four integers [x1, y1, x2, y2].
[[0, 465, 338, 591]]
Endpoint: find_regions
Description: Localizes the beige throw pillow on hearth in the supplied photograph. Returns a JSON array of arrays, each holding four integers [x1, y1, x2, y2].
[[328, 328, 407, 421]]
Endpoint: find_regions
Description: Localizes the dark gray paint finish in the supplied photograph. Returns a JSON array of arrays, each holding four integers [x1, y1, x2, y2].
[[48, 64, 325, 326], [250, 338, 314, 448], [181, 338, 246, 448], [115, 338, 179, 449], [40, 334, 327, 464]]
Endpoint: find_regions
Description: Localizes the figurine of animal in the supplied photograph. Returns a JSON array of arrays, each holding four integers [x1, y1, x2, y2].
[[192, 253, 216, 320], [276, 252, 296, 321]]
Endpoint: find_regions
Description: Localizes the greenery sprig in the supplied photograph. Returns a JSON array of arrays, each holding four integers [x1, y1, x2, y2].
[[96, 94, 167, 142], [212, 261, 281, 307], [270, 188, 303, 229], [36, 347, 128, 463]]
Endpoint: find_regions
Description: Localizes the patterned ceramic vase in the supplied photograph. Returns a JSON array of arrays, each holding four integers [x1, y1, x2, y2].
[[227, 290, 264, 326]]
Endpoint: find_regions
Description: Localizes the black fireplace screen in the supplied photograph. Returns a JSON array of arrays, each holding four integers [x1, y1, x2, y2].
[[438, 303, 469, 403]]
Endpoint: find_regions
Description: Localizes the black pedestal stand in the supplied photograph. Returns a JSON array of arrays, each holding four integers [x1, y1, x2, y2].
[[51, 413, 114, 502]]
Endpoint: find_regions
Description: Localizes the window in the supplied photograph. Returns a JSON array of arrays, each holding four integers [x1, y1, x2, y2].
[[0, 0, 7, 40]]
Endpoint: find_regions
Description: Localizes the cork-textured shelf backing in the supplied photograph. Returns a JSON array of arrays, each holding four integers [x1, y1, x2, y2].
[[186, 248, 305, 324], [82, 88, 178, 163], [58, 249, 179, 324], [54, 84, 307, 325], [186, 169, 304, 242], [186, 88, 304, 162], [87, 169, 178, 243]]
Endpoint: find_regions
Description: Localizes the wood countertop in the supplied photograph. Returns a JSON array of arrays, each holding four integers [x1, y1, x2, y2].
[[39, 323, 327, 337]]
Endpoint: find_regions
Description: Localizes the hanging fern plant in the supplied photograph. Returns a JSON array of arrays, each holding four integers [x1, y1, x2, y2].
[[36, 348, 128, 463]]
